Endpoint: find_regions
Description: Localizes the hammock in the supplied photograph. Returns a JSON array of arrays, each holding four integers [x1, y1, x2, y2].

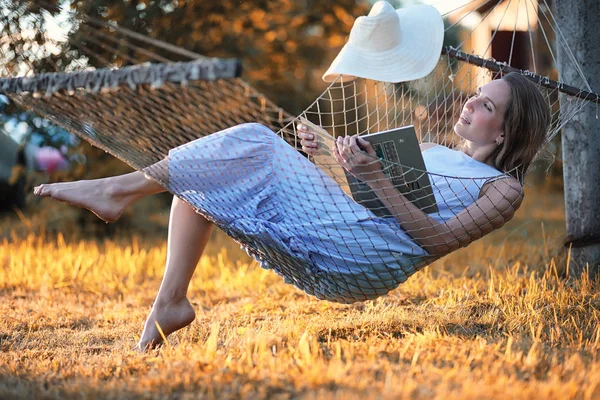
[[0, 0, 596, 303]]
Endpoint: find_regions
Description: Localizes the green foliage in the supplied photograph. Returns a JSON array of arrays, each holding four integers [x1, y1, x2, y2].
[[0, 0, 372, 179], [73, 0, 368, 113], [0, 0, 76, 74], [1, 0, 372, 146]]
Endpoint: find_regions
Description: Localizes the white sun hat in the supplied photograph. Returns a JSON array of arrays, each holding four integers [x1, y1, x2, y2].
[[322, 1, 445, 83]]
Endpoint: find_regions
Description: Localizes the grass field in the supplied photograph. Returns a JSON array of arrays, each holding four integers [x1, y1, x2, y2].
[[1, 187, 599, 399]]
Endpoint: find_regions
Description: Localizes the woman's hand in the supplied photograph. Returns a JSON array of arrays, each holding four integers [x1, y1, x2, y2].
[[333, 135, 386, 185], [297, 123, 320, 155]]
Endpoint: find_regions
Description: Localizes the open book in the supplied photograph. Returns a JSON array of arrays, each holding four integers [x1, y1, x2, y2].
[[299, 118, 439, 218]]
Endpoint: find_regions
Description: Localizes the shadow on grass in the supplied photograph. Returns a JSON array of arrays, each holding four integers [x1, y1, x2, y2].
[[0, 369, 384, 400], [316, 300, 505, 344]]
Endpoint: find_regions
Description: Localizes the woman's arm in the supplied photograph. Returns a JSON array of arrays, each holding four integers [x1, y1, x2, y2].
[[334, 135, 524, 256], [368, 176, 523, 256]]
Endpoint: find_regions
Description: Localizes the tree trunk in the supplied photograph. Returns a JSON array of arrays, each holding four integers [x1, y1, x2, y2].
[[555, 0, 600, 277]]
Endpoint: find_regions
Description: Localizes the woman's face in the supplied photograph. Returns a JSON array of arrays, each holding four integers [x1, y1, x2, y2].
[[454, 79, 510, 146]]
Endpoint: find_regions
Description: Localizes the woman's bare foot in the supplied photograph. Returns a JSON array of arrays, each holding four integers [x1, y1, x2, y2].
[[33, 179, 131, 223], [136, 297, 196, 351], [32, 169, 168, 223]]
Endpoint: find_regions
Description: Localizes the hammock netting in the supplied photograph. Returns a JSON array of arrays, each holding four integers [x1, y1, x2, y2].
[[0, 0, 596, 302]]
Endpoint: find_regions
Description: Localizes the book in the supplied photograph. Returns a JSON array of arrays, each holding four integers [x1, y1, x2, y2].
[[299, 118, 439, 217]]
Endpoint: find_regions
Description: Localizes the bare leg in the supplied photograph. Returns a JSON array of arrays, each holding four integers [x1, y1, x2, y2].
[[35, 160, 213, 348], [136, 196, 214, 351], [33, 170, 165, 222]]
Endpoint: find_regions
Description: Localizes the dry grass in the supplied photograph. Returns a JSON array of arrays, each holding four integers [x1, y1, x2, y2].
[[1, 187, 600, 399]]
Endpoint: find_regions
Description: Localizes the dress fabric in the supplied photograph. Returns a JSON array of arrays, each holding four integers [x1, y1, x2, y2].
[[162, 123, 504, 303]]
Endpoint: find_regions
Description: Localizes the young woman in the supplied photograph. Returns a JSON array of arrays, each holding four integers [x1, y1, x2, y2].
[[33, 72, 550, 350]]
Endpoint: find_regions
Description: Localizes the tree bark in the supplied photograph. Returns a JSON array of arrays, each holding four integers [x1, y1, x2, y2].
[[555, 0, 600, 277]]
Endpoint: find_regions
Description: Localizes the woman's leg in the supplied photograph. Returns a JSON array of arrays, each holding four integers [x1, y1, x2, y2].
[[33, 170, 166, 222], [137, 196, 214, 351], [34, 159, 215, 349]]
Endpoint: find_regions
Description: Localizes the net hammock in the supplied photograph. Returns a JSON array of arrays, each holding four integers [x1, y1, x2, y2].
[[1, 0, 598, 303]]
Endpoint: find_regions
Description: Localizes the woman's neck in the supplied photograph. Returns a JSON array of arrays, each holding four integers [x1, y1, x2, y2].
[[460, 141, 497, 167]]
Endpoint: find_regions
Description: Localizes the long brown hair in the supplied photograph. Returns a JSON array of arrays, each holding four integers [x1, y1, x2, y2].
[[491, 72, 551, 182]]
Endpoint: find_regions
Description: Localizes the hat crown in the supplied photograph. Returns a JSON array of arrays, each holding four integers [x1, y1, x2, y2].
[[348, 1, 401, 51], [322, 2, 444, 83]]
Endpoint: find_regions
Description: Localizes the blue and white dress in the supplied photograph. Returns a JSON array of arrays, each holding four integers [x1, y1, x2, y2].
[[157, 123, 504, 303]]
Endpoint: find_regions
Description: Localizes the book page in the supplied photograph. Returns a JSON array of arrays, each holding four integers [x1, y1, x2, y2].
[[298, 118, 351, 195]]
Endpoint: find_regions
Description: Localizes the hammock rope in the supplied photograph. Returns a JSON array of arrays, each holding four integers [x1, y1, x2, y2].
[[0, 0, 597, 302], [0, 58, 241, 96]]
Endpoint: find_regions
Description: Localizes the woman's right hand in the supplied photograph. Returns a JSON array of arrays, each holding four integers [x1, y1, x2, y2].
[[297, 123, 319, 155]]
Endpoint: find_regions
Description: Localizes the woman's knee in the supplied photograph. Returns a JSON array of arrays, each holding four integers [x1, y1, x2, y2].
[[216, 123, 280, 146], [234, 123, 276, 137]]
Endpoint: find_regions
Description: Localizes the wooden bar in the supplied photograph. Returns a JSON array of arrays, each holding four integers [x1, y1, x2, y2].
[[443, 46, 600, 104]]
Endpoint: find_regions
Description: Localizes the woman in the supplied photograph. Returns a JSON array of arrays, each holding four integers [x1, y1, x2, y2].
[[33, 72, 550, 350]]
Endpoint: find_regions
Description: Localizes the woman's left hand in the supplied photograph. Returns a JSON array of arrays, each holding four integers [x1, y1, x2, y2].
[[333, 135, 385, 185]]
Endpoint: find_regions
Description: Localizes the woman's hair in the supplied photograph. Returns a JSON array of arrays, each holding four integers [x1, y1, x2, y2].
[[491, 72, 551, 182]]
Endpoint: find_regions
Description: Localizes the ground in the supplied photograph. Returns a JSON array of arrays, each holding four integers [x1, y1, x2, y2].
[[1, 187, 599, 399]]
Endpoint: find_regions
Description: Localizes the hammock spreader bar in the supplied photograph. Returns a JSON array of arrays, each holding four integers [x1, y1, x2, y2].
[[443, 46, 600, 105], [0, 58, 242, 96]]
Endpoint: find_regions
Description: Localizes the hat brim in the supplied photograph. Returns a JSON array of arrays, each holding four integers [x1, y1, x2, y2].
[[322, 4, 445, 83]]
